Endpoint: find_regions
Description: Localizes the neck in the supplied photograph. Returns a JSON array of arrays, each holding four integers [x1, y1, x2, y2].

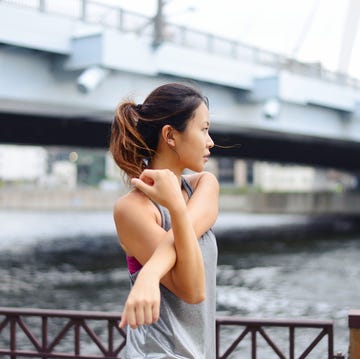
[[149, 153, 184, 186]]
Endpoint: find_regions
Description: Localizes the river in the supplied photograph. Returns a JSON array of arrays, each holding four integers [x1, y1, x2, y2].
[[1, 210, 359, 357]]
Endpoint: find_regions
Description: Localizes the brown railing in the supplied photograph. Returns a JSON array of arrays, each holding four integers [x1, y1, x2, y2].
[[216, 316, 344, 359], [0, 307, 126, 358], [0, 307, 345, 359]]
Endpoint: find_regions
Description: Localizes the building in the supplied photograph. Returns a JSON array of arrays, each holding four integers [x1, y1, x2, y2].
[[0, 145, 47, 183]]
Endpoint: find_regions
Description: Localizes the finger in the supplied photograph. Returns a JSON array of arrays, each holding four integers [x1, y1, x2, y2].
[[119, 305, 129, 329], [130, 177, 141, 187], [125, 303, 139, 329], [143, 301, 154, 325], [131, 177, 153, 188], [135, 303, 145, 327], [139, 171, 155, 185], [152, 302, 160, 323], [131, 178, 154, 196], [119, 312, 127, 329]]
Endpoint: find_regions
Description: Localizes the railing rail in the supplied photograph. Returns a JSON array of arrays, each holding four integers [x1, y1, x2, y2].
[[0, 307, 126, 358], [0, 307, 345, 359], [216, 316, 345, 359], [2, 0, 360, 88]]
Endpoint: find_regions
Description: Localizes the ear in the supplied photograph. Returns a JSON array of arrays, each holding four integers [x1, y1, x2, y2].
[[161, 125, 176, 147]]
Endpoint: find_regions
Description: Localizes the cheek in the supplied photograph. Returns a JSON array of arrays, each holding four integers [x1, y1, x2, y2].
[[186, 137, 202, 151], [178, 131, 204, 151]]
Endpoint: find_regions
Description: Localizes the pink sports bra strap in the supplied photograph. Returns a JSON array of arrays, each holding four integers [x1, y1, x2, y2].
[[126, 255, 143, 274]]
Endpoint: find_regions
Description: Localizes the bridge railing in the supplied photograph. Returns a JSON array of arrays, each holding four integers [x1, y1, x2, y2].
[[2, 0, 360, 89], [0, 307, 345, 359]]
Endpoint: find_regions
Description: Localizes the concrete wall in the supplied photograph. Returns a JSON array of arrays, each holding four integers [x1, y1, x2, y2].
[[219, 192, 360, 214], [1, 188, 360, 214]]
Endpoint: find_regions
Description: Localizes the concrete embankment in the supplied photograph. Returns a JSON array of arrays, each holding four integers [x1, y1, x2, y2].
[[216, 193, 360, 243], [0, 188, 119, 211], [219, 192, 360, 215], [1, 188, 360, 214]]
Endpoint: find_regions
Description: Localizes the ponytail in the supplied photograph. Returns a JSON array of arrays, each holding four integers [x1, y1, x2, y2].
[[109, 101, 153, 181], [110, 82, 208, 182]]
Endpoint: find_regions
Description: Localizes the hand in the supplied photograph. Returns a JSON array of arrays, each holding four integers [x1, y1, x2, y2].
[[119, 270, 161, 329], [131, 169, 185, 211]]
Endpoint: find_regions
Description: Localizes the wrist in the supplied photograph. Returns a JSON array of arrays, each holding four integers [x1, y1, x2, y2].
[[168, 201, 187, 216], [138, 264, 162, 283]]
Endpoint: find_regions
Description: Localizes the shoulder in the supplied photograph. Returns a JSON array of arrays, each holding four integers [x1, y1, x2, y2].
[[114, 189, 159, 224], [183, 171, 219, 192], [113, 190, 161, 251]]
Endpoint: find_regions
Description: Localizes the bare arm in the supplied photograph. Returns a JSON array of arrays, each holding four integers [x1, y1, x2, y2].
[[116, 171, 219, 328], [161, 171, 219, 298]]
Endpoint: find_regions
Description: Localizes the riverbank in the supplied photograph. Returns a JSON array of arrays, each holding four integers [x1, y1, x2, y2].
[[1, 187, 360, 214]]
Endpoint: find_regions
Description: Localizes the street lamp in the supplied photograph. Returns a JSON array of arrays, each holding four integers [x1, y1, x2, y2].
[[153, 0, 196, 48], [153, 0, 165, 48]]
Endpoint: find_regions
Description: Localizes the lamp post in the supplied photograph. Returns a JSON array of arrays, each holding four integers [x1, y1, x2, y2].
[[153, 0, 165, 48], [152, 0, 196, 49]]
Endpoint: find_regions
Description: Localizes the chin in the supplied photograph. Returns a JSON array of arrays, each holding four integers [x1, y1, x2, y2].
[[193, 165, 205, 173]]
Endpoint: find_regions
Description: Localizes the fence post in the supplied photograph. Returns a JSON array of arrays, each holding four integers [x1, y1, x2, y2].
[[349, 309, 360, 359]]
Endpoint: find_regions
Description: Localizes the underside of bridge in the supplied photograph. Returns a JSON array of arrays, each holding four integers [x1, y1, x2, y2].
[[1, 112, 359, 173]]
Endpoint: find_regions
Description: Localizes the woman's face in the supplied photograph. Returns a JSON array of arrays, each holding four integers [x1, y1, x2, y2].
[[174, 102, 214, 172]]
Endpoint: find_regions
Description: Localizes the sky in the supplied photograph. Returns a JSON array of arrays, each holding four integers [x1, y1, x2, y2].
[[97, 0, 360, 79]]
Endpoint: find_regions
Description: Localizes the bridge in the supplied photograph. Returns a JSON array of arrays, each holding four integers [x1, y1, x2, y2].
[[1, 0, 360, 172]]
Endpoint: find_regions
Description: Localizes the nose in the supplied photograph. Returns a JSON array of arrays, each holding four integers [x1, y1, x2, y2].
[[207, 134, 214, 149]]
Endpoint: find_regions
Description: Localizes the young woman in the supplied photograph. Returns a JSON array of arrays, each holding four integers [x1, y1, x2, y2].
[[109, 82, 219, 358]]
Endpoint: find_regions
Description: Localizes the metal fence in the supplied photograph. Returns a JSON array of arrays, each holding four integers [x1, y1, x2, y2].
[[216, 316, 345, 359], [0, 307, 345, 358], [0, 307, 126, 358]]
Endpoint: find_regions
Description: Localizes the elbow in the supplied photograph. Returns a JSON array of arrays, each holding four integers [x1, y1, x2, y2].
[[182, 290, 206, 304]]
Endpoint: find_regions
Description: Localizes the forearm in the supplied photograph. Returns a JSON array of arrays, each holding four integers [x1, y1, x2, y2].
[[169, 205, 205, 303], [185, 172, 219, 237], [138, 209, 205, 301], [139, 233, 176, 282], [136, 205, 208, 302]]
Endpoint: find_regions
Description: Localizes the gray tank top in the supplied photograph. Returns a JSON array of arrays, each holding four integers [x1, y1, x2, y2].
[[124, 177, 218, 359]]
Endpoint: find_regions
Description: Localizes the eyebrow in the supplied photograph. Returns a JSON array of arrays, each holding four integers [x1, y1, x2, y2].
[[203, 121, 210, 126]]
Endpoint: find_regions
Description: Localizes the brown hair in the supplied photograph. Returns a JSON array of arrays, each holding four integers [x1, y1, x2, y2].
[[109, 82, 208, 180]]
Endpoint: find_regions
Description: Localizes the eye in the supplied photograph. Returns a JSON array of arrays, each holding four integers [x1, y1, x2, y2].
[[202, 127, 209, 132]]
